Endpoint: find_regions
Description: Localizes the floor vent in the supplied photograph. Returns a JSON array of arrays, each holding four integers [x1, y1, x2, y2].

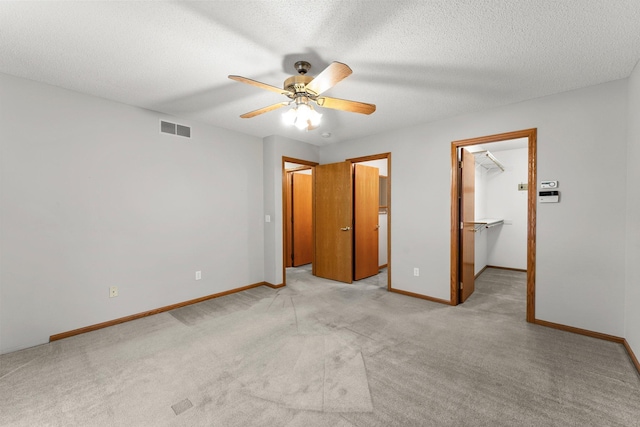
[[160, 120, 191, 138]]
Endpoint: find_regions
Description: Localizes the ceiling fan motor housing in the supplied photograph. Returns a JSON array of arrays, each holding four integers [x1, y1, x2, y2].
[[284, 75, 314, 95], [294, 61, 311, 74]]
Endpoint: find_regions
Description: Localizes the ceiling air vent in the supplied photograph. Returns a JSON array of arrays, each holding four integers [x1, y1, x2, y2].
[[160, 120, 191, 138]]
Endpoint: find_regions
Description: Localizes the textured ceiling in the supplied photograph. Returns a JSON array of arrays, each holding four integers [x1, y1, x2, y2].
[[1, 1, 639, 145]]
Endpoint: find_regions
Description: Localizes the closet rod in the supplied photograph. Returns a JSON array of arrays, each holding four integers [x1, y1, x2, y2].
[[483, 151, 505, 171]]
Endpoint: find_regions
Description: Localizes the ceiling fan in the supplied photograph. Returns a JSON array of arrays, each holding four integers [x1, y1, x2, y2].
[[228, 61, 376, 131]]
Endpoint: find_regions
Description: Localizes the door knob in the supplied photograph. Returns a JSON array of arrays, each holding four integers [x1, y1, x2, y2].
[[375, 225, 380, 230], [340, 226, 351, 231]]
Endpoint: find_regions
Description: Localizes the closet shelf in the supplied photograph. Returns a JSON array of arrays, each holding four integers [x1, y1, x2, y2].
[[472, 218, 504, 232], [473, 150, 505, 171]]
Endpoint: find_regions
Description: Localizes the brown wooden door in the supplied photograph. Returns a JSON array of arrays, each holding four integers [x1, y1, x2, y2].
[[354, 164, 379, 280], [292, 172, 313, 266], [314, 161, 353, 283], [460, 148, 475, 302]]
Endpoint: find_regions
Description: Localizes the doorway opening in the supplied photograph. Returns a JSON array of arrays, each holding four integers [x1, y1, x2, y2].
[[347, 153, 391, 291], [282, 157, 318, 287], [281, 153, 391, 290], [285, 165, 314, 269], [451, 129, 536, 322]]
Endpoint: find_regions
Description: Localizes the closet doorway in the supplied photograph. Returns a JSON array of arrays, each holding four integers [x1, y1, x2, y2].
[[450, 129, 537, 322]]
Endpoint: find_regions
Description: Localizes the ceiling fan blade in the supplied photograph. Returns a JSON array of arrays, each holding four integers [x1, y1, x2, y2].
[[240, 102, 289, 118], [305, 62, 352, 96], [228, 75, 293, 96], [315, 96, 376, 115]]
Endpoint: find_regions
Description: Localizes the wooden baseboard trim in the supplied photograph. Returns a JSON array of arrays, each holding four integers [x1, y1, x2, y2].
[[534, 319, 640, 375], [50, 281, 268, 342], [390, 288, 453, 306], [533, 318, 625, 343], [486, 265, 527, 273], [623, 339, 640, 376], [264, 282, 285, 289], [378, 264, 388, 269], [475, 265, 488, 279]]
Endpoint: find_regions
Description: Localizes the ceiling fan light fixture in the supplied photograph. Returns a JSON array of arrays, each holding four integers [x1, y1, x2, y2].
[[282, 100, 322, 131], [282, 107, 297, 126]]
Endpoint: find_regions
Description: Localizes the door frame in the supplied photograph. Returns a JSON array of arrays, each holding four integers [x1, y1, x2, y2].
[[347, 152, 392, 291], [450, 129, 537, 322], [282, 157, 319, 287]]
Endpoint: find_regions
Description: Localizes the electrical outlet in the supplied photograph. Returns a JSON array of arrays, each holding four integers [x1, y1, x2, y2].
[[109, 286, 118, 298], [414, 268, 419, 277], [195, 270, 202, 280]]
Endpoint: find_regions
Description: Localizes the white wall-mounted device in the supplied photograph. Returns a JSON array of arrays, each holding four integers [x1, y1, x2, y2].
[[540, 180, 558, 189], [539, 190, 559, 203]]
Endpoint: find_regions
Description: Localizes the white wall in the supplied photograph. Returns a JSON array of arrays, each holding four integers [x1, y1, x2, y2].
[[625, 62, 640, 358], [485, 148, 528, 269], [0, 73, 265, 354], [474, 160, 488, 219], [474, 160, 488, 274], [263, 135, 319, 286], [474, 148, 528, 274], [320, 79, 628, 336]]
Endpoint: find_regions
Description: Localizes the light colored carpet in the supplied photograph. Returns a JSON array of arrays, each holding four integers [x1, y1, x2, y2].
[[1, 267, 639, 426]]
